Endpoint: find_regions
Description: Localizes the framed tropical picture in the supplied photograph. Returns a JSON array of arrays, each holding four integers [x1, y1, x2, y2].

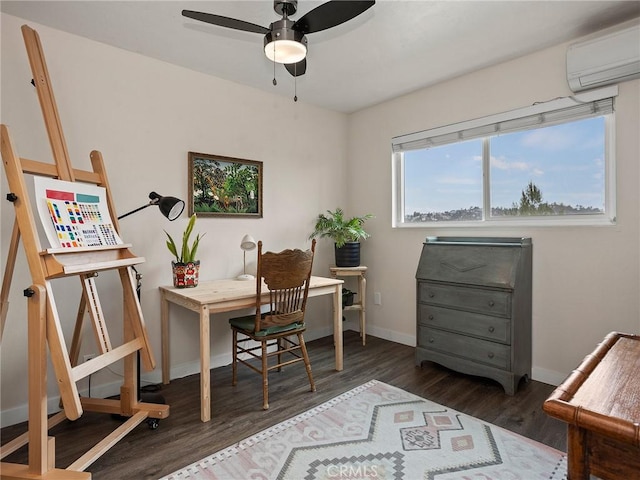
[[188, 152, 263, 217]]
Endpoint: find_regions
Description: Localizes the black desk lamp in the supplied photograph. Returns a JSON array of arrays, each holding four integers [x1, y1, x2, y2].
[[116, 191, 185, 428], [118, 191, 185, 221]]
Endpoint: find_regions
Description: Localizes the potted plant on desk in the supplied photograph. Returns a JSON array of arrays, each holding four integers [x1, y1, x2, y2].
[[165, 214, 204, 288], [309, 208, 373, 267]]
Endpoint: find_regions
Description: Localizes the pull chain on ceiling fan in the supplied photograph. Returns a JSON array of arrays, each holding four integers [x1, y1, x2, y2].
[[182, 0, 375, 82]]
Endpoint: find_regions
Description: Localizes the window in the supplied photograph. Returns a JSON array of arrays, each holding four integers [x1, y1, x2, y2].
[[392, 86, 617, 227]]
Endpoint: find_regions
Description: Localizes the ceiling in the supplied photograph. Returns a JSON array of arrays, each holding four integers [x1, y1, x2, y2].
[[2, 1, 639, 113]]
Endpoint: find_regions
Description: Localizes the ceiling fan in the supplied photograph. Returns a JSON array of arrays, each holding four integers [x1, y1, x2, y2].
[[182, 0, 375, 78]]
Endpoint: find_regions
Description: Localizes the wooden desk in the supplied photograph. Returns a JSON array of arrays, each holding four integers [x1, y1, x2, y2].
[[543, 332, 640, 479], [160, 275, 344, 422]]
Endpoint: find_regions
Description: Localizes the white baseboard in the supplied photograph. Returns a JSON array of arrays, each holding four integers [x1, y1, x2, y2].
[[0, 380, 125, 428], [354, 321, 415, 347], [166, 324, 335, 382], [0, 324, 348, 427], [531, 366, 568, 387], [353, 321, 568, 387], [0, 328, 568, 427]]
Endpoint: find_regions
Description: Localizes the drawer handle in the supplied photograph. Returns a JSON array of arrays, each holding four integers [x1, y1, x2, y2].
[[488, 300, 495, 307], [429, 337, 434, 343], [428, 314, 434, 320], [488, 326, 495, 333], [487, 352, 495, 359], [428, 292, 435, 298]]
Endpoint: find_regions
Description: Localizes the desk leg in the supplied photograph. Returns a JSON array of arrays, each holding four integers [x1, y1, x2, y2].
[[567, 424, 590, 480], [161, 295, 170, 385], [359, 274, 366, 346], [334, 286, 343, 371], [200, 305, 211, 422]]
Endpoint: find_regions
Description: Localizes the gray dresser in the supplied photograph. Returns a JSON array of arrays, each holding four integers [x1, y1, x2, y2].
[[415, 237, 532, 395]]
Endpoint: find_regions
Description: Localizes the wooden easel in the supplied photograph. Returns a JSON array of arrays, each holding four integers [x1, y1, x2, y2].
[[0, 25, 169, 479]]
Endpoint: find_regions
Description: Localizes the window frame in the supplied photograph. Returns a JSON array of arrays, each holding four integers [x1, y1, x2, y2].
[[392, 86, 617, 228]]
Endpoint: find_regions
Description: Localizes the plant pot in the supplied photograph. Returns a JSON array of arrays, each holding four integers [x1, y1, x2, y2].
[[342, 288, 356, 308], [172, 260, 200, 288], [335, 242, 360, 267]]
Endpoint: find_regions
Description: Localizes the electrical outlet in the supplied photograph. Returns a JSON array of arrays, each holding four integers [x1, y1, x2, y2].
[[83, 354, 96, 363], [374, 292, 382, 305]]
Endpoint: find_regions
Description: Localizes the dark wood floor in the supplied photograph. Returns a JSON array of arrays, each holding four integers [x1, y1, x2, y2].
[[1, 331, 567, 479]]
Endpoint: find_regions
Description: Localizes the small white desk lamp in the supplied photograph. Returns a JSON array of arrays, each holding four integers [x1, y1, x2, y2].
[[237, 234, 257, 280]]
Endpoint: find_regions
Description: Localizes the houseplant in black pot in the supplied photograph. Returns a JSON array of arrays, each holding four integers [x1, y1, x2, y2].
[[309, 208, 373, 267], [165, 213, 204, 287]]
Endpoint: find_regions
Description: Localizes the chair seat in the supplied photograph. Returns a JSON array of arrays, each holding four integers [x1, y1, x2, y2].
[[229, 314, 303, 337]]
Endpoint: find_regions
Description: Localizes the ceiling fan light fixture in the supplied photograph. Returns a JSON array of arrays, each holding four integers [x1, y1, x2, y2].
[[264, 22, 307, 64], [264, 39, 307, 63]]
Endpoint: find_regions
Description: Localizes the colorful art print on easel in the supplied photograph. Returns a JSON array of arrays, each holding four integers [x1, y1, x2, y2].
[[34, 177, 123, 249]]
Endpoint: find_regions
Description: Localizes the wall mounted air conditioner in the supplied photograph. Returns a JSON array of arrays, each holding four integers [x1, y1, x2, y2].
[[567, 22, 640, 92]]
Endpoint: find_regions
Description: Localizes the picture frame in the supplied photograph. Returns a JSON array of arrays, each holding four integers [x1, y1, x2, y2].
[[188, 152, 263, 218]]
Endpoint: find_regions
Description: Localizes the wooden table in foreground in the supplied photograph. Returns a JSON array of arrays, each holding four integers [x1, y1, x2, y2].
[[543, 331, 640, 480], [160, 275, 344, 422]]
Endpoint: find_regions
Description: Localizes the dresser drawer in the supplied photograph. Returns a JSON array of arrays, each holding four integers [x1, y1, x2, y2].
[[418, 327, 511, 370], [418, 282, 511, 317], [418, 304, 510, 344]]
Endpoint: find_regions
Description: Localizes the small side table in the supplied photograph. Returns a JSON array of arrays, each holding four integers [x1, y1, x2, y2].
[[330, 266, 367, 345], [543, 331, 640, 479]]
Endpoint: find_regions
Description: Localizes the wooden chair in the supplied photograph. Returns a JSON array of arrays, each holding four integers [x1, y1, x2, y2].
[[229, 239, 316, 409]]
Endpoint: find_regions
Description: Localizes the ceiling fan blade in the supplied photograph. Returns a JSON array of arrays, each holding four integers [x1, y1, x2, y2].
[[182, 10, 269, 34], [285, 58, 307, 77], [293, 1, 375, 34]]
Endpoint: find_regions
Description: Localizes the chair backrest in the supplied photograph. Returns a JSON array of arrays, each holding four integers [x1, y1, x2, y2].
[[254, 239, 316, 332]]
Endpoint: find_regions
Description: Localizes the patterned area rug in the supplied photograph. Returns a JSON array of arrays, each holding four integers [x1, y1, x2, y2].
[[161, 380, 567, 480]]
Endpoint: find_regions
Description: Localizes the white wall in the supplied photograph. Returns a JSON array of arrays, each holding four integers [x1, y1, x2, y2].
[[0, 14, 347, 426], [2, 12, 640, 428], [348, 35, 640, 385]]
